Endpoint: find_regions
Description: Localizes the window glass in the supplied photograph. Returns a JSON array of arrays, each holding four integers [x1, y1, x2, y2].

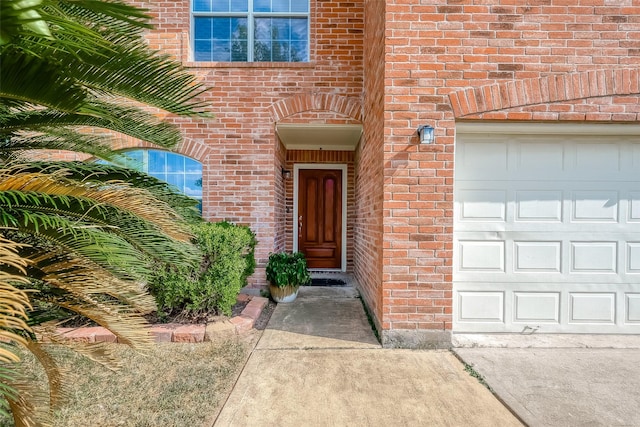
[[272, 0, 289, 13], [193, 0, 211, 12], [166, 152, 183, 172], [193, 0, 308, 62], [185, 157, 201, 173], [254, 17, 307, 62], [212, 0, 230, 12], [166, 173, 185, 191], [99, 150, 203, 201], [231, 0, 248, 12], [184, 174, 203, 198], [194, 40, 213, 61], [253, 0, 270, 12], [291, 1, 308, 13], [194, 18, 213, 39]]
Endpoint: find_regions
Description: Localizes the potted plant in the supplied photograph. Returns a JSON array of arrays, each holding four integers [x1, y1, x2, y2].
[[266, 251, 311, 303]]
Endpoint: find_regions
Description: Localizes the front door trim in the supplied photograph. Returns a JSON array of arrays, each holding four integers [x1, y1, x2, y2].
[[293, 163, 347, 272]]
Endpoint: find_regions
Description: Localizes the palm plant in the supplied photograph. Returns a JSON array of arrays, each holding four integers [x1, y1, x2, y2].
[[0, 0, 210, 424]]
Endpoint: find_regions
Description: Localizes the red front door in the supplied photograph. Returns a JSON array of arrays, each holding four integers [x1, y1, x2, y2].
[[298, 169, 342, 269]]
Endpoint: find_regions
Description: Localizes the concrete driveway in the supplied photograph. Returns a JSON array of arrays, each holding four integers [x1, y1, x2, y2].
[[454, 336, 640, 427]]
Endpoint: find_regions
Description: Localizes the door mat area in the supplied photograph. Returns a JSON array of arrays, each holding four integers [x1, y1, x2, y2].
[[308, 278, 347, 286]]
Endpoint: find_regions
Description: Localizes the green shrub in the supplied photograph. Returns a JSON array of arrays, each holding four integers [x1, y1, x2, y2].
[[148, 221, 257, 318]]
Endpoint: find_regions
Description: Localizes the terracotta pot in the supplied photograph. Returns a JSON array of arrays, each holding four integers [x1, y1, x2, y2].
[[269, 284, 299, 303]]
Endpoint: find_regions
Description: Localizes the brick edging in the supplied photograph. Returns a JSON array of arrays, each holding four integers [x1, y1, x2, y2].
[[55, 295, 269, 344]]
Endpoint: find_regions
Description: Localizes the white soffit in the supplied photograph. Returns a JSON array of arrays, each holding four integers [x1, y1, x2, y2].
[[276, 124, 363, 151]]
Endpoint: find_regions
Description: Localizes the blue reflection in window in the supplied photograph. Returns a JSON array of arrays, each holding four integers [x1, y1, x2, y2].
[[193, 0, 211, 12], [272, 0, 288, 13], [231, 0, 248, 12], [97, 150, 203, 205], [212, 0, 229, 12], [194, 18, 213, 39]]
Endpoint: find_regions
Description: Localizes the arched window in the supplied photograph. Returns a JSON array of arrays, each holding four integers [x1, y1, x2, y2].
[[101, 149, 203, 206]]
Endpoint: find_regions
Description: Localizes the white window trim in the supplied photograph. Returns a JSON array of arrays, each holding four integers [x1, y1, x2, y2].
[[293, 163, 348, 272]]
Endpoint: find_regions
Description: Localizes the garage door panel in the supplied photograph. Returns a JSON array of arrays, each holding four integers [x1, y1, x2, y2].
[[575, 143, 621, 173], [516, 191, 563, 221], [458, 241, 505, 272], [513, 292, 560, 323], [628, 243, 640, 273], [518, 142, 565, 174], [572, 191, 619, 222], [457, 292, 504, 322], [571, 242, 618, 273], [454, 128, 640, 334], [625, 294, 640, 322], [569, 293, 616, 324], [459, 141, 508, 176], [458, 190, 506, 221], [514, 241, 562, 272], [630, 193, 640, 221]]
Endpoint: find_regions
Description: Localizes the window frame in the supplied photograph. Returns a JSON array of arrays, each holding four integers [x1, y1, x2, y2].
[[191, 0, 310, 63]]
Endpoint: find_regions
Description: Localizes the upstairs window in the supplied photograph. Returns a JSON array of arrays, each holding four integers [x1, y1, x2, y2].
[[192, 0, 309, 62]]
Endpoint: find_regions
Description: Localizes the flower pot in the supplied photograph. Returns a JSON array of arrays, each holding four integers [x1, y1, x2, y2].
[[269, 284, 299, 303]]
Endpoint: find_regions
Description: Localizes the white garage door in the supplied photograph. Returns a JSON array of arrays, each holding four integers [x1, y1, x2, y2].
[[453, 123, 640, 333]]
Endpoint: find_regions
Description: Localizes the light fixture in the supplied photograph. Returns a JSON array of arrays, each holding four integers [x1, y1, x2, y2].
[[417, 124, 435, 144], [281, 167, 291, 180]]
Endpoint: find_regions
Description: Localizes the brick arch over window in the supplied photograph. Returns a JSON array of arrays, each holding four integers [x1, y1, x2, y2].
[[109, 135, 211, 163], [268, 93, 363, 122], [448, 68, 640, 119]]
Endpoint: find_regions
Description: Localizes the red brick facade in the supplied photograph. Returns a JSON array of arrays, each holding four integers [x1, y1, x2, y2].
[[114, 0, 640, 347]]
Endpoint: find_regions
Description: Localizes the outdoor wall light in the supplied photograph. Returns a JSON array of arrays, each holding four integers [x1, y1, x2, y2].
[[417, 124, 435, 144], [281, 167, 292, 180]]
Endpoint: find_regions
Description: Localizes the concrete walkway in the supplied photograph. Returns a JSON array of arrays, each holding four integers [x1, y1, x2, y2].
[[214, 287, 520, 426]]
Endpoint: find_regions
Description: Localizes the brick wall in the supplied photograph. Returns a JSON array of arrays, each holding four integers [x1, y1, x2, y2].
[[47, 0, 640, 344], [356, 0, 386, 332], [381, 0, 640, 346], [124, 0, 365, 285]]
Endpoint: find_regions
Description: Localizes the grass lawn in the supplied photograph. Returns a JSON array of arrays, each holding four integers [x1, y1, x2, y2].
[[0, 333, 258, 427]]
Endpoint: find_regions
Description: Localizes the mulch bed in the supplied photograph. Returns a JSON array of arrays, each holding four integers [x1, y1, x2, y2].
[[253, 300, 276, 330]]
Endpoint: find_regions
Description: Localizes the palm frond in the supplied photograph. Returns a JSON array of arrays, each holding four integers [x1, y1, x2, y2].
[[0, 103, 182, 148], [5, 378, 48, 427], [53, 0, 152, 35], [0, 46, 86, 112], [12, 161, 203, 222], [0, 0, 52, 45], [0, 164, 195, 242], [74, 40, 209, 115], [0, 129, 131, 163], [34, 252, 157, 312], [23, 341, 67, 408], [0, 189, 193, 259], [0, 208, 150, 281], [0, 234, 32, 355], [0, 233, 41, 426]]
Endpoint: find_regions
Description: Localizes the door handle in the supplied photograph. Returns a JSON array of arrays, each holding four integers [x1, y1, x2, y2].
[[298, 216, 303, 235]]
